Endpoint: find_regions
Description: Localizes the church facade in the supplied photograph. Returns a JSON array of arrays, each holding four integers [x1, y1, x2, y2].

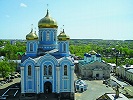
[[20, 9, 74, 99]]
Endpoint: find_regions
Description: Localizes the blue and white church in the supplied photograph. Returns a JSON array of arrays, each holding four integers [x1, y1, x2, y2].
[[20, 9, 75, 99]]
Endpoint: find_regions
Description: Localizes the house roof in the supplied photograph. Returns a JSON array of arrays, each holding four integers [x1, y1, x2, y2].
[[97, 93, 129, 100], [127, 68, 133, 73]]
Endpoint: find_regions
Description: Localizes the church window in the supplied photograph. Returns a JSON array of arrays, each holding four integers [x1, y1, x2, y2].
[[30, 43, 33, 51], [44, 65, 47, 75], [63, 43, 66, 52], [48, 65, 52, 75], [64, 65, 67, 76], [40, 32, 43, 41], [54, 32, 56, 41], [46, 31, 50, 41], [28, 65, 32, 76]]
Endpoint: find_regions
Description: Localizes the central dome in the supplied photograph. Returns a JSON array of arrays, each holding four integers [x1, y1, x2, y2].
[[38, 10, 58, 28]]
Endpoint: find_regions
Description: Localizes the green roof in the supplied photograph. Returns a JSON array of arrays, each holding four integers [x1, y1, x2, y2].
[[16, 52, 24, 56]]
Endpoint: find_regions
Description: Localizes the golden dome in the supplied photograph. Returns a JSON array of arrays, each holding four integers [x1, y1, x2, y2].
[[26, 29, 38, 40], [57, 29, 70, 41], [89, 50, 97, 55], [38, 10, 58, 28]]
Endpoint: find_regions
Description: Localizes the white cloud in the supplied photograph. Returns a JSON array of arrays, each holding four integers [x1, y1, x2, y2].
[[20, 3, 27, 8]]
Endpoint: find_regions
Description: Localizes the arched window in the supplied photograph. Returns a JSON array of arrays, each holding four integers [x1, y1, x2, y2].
[[44, 65, 47, 75], [64, 65, 67, 75], [28, 65, 32, 76], [54, 32, 56, 41], [30, 43, 33, 51], [40, 32, 43, 41], [63, 43, 66, 52], [46, 31, 50, 41], [48, 65, 52, 75]]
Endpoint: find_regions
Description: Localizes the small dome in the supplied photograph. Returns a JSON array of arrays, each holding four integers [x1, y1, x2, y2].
[[89, 50, 97, 55], [26, 29, 38, 40], [38, 10, 58, 28], [84, 53, 87, 56], [57, 29, 70, 41], [96, 54, 101, 57], [86, 54, 91, 57]]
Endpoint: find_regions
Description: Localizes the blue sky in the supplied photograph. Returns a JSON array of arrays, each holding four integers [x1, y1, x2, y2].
[[0, 0, 133, 40]]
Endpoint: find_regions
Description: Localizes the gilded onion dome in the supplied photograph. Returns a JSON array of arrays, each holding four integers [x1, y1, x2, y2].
[[38, 9, 58, 28], [89, 50, 97, 55], [57, 29, 70, 41], [26, 29, 38, 40]]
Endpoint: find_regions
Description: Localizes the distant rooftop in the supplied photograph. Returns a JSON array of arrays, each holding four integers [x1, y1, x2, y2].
[[106, 93, 129, 100], [127, 69, 133, 73]]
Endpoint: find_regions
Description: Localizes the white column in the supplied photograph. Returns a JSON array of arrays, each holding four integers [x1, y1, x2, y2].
[[38, 67, 40, 93], [21, 67, 24, 93], [56, 67, 60, 93], [36, 67, 39, 94], [71, 66, 74, 92]]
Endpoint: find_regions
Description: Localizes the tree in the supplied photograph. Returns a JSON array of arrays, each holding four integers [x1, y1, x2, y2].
[[0, 61, 10, 78], [9, 61, 16, 74]]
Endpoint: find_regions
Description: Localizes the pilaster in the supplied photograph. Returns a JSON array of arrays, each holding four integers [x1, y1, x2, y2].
[[36, 66, 40, 94], [56, 67, 60, 93], [21, 67, 24, 93], [71, 66, 74, 92]]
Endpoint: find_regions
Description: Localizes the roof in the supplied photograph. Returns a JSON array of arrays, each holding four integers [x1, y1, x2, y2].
[[108, 63, 116, 66], [127, 68, 133, 73], [23, 54, 74, 65], [75, 79, 86, 85], [122, 65, 133, 69], [17, 52, 25, 56], [97, 93, 129, 100], [79, 61, 110, 69], [124, 86, 133, 92], [106, 93, 129, 100]]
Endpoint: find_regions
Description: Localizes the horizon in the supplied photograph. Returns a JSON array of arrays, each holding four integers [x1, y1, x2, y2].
[[0, 0, 133, 40], [1, 38, 133, 41]]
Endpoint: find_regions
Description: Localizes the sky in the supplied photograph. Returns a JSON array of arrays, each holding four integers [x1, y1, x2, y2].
[[0, 0, 133, 40]]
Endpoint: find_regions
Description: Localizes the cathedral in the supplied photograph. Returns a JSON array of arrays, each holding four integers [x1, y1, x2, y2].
[[20, 9, 75, 99]]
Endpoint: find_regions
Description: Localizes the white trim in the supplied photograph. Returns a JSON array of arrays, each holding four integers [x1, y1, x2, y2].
[[36, 67, 39, 93], [71, 66, 74, 92], [21, 67, 24, 93], [56, 67, 60, 93]]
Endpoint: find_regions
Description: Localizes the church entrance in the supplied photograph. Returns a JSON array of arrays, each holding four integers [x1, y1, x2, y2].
[[44, 81, 52, 93], [96, 73, 99, 78]]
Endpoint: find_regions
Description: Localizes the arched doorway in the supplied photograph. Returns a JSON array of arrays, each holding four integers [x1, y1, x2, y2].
[[44, 81, 52, 93]]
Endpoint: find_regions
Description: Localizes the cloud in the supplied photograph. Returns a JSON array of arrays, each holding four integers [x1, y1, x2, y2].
[[20, 3, 27, 8]]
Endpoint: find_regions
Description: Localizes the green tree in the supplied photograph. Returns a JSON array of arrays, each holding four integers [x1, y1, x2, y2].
[[0, 61, 10, 78]]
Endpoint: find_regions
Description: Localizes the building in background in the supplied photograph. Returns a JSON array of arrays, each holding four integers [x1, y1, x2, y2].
[[20, 9, 75, 99], [78, 50, 110, 79], [116, 65, 133, 78]]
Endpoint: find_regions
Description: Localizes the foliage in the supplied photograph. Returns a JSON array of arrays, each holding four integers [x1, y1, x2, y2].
[[69, 39, 133, 65], [0, 60, 16, 78], [0, 60, 10, 78], [0, 40, 26, 60]]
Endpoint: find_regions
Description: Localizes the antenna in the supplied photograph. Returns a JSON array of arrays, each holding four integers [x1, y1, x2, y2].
[[63, 25, 65, 32], [31, 24, 33, 32], [47, 4, 49, 9]]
